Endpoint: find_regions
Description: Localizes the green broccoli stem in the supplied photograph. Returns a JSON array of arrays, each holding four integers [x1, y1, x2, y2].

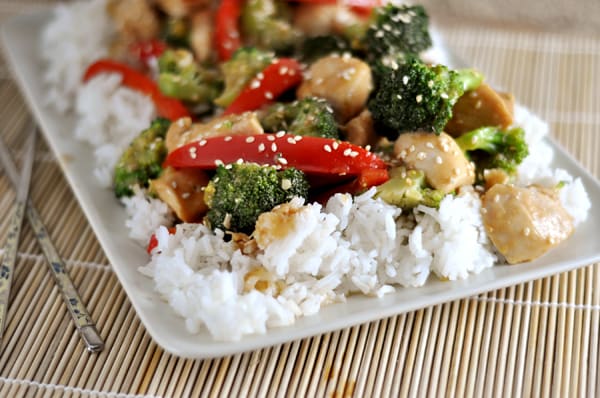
[[454, 126, 503, 153], [455, 68, 484, 93]]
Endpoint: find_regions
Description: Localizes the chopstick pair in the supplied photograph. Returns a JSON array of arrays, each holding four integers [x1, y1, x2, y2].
[[0, 124, 104, 352]]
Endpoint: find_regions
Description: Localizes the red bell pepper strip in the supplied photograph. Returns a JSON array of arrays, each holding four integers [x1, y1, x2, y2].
[[223, 58, 303, 115], [164, 133, 387, 178], [215, 0, 243, 61], [313, 167, 389, 203], [289, 0, 383, 14], [129, 39, 167, 65], [83, 59, 190, 121], [146, 227, 177, 254]]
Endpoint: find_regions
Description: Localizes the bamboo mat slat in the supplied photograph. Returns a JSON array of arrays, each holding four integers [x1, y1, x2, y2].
[[0, 2, 599, 397]]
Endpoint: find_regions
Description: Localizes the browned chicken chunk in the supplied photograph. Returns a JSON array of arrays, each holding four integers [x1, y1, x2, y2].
[[481, 184, 574, 264], [293, 4, 363, 36], [343, 109, 378, 148], [155, 0, 210, 17], [394, 132, 475, 193], [107, 0, 160, 42], [150, 167, 211, 222], [445, 83, 514, 136], [189, 10, 213, 63], [297, 55, 373, 123], [165, 113, 264, 152]]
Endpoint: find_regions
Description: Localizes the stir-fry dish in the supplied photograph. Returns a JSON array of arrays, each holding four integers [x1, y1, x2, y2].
[[41, 0, 591, 340]]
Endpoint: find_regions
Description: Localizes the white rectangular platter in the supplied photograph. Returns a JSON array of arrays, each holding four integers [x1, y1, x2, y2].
[[2, 9, 600, 359]]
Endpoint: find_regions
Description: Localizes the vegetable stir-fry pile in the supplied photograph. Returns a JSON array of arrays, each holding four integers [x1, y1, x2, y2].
[[93, 0, 577, 264]]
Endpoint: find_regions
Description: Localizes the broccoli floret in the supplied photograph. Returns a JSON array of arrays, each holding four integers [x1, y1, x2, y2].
[[259, 97, 339, 139], [364, 5, 432, 59], [241, 0, 301, 54], [157, 49, 222, 103], [454, 126, 529, 175], [213, 47, 274, 108], [298, 35, 351, 63], [368, 57, 483, 137], [113, 118, 171, 198], [204, 163, 309, 233], [375, 167, 445, 209]]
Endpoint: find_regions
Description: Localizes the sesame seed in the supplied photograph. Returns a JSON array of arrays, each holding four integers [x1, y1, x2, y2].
[[276, 131, 286, 138], [256, 72, 264, 80], [403, 76, 409, 85], [199, 140, 207, 146], [267, 135, 275, 141], [349, 151, 359, 158], [250, 80, 261, 90], [398, 150, 407, 159], [343, 148, 352, 156], [436, 156, 443, 164], [177, 118, 186, 127], [408, 145, 416, 153], [171, 181, 178, 189], [236, 158, 244, 164], [281, 179, 292, 190], [294, 135, 303, 141], [224, 136, 232, 142], [365, 145, 371, 151], [278, 157, 288, 165], [396, 94, 402, 100], [324, 144, 332, 152], [271, 143, 277, 152], [524, 227, 531, 236], [181, 192, 190, 199], [258, 143, 265, 152], [190, 152, 197, 159], [287, 137, 296, 144], [279, 66, 288, 75], [246, 136, 255, 143], [265, 91, 273, 100], [332, 141, 339, 150], [416, 151, 427, 160], [416, 94, 423, 103], [441, 92, 449, 99], [215, 159, 224, 166], [425, 142, 434, 149]]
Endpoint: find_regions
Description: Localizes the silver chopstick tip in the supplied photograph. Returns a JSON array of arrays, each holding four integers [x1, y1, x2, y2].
[[80, 325, 104, 353]]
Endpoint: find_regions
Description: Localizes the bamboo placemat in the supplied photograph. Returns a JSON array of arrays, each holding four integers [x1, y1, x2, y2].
[[0, 2, 599, 397]]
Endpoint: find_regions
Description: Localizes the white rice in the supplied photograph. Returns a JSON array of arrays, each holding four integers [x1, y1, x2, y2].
[[142, 188, 499, 341], [121, 187, 175, 245], [40, 0, 114, 112], [42, 2, 592, 341], [75, 74, 156, 187]]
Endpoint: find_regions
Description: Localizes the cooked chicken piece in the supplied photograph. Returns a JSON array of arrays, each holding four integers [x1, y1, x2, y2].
[[150, 166, 210, 222], [293, 4, 362, 36], [254, 201, 303, 249], [190, 10, 213, 63], [394, 132, 475, 193], [297, 55, 372, 123], [445, 83, 515, 137], [155, 0, 210, 17], [243, 266, 285, 295], [482, 184, 574, 264], [483, 168, 510, 190], [107, 0, 160, 42], [165, 113, 264, 152], [343, 109, 378, 148]]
